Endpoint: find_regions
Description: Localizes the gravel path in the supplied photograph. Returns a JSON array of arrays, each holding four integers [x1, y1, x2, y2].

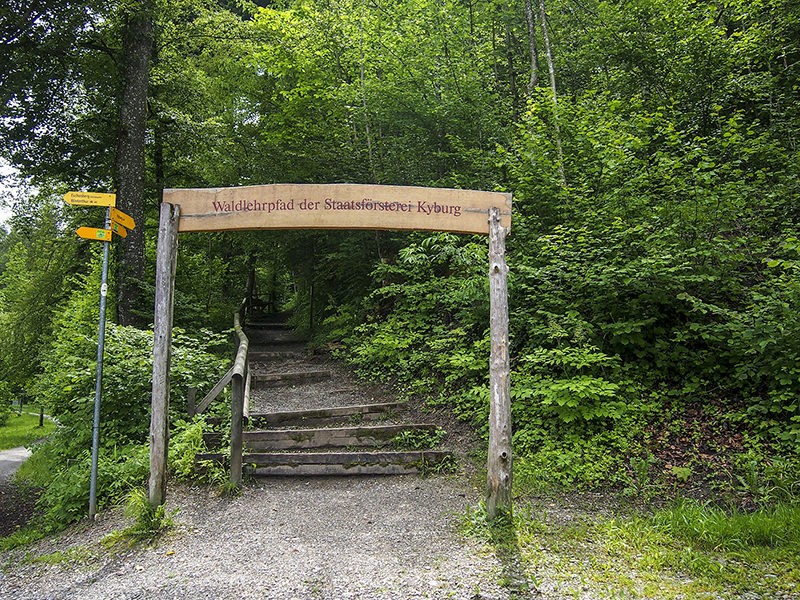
[[0, 447, 31, 482], [0, 346, 519, 599], [0, 477, 509, 600]]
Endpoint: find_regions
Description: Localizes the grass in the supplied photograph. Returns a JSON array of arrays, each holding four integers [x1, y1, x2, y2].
[[652, 499, 800, 551], [0, 411, 55, 451], [462, 498, 800, 599]]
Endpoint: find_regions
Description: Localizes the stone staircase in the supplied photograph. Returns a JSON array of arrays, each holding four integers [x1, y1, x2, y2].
[[198, 314, 454, 477]]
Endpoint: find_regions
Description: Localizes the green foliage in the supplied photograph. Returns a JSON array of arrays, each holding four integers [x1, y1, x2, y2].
[[120, 488, 176, 542], [514, 424, 643, 491], [31, 261, 227, 459], [168, 419, 208, 480], [343, 233, 489, 398], [495, 499, 800, 598], [391, 427, 446, 450], [0, 248, 232, 531], [0, 191, 80, 395], [32, 444, 150, 532], [0, 381, 13, 427], [727, 449, 800, 507]]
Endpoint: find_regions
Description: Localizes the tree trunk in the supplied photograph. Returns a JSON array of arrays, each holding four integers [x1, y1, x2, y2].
[[504, 12, 519, 120], [537, 0, 566, 185], [116, 1, 154, 327], [359, 9, 377, 183], [524, 0, 540, 94]]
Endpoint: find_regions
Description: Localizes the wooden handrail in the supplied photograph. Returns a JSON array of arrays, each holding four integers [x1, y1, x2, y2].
[[230, 299, 249, 486], [187, 299, 249, 487]]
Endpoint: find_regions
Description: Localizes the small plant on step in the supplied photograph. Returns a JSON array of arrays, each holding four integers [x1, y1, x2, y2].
[[391, 427, 446, 450], [415, 453, 459, 476]]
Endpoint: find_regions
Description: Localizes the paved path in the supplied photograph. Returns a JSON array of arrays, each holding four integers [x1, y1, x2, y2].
[[0, 446, 31, 482]]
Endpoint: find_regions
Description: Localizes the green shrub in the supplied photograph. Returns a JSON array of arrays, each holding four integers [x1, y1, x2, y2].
[[120, 488, 176, 541], [34, 443, 149, 532], [34, 285, 227, 458]]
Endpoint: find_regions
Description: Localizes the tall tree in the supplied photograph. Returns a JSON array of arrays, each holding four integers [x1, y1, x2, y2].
[[115, 0, 155, 326]]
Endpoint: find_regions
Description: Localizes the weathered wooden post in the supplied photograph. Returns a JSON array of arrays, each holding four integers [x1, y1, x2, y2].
[[149, 202, 180, 508], [486, 206, 512, 519], [229, 308, 249, 486], [230, 373, 244, 486], [187, 387, 197, 418]]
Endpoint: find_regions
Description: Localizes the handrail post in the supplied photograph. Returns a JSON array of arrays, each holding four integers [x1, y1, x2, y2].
[[230, 373, 244, 486], [229, 298, 249, 486]]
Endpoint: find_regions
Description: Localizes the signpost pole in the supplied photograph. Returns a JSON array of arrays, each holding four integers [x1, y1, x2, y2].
[[89, 207, 112, 520]]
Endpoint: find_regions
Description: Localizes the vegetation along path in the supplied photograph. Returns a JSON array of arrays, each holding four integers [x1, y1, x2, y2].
[[3, 322, 798, 599], [0, 324, 520, 599]]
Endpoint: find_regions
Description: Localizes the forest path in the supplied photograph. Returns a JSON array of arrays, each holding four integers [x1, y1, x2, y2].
[[0, 446, 30, 482], [0, 327, 532, 599], [1, 477, 515, 599]]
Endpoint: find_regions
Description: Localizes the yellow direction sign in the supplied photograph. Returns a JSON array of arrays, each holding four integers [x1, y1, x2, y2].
[[110, 207, 135, 230], [111, 222, 128, 238], [77, 227, 112, 241], [64, 191, 116, 207]]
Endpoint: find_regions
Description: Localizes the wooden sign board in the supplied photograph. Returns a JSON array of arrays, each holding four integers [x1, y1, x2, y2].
[[163, 184, 511, 235]]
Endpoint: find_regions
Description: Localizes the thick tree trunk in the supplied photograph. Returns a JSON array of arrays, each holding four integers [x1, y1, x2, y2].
[[116, 1, 154, 327]]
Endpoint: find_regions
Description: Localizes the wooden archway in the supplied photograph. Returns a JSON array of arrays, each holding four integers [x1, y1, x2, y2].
[[149, 183, 512, 517]]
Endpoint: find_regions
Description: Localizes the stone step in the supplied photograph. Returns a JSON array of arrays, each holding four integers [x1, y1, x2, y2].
[[246, 321, 293, 330], [251, 370, 331, 386], [195, 450, 454, 476], [233, 423, 439, 450], [248, 401, 406, 427], [246, 329, 307, 345], [249, 348, 307, 361]]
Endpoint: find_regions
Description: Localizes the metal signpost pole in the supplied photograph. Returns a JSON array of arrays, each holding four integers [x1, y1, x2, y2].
[[89, 207, 111, 520]]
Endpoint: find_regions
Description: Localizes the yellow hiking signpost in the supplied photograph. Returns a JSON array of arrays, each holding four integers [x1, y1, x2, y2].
[[63, 191, 117, 207], [110, 207, 135, 230], [111, 222, 128, 238], [77, 226, 112, 241], [63, 191, 136, 519]]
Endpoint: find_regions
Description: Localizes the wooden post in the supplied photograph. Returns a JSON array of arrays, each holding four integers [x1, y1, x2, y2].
[[486, 206, 512, 519], [230, 307, 249, 486], [149, 202, 180, 508], [187, 387, 196, 418], [230, 373, 244, 486]]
